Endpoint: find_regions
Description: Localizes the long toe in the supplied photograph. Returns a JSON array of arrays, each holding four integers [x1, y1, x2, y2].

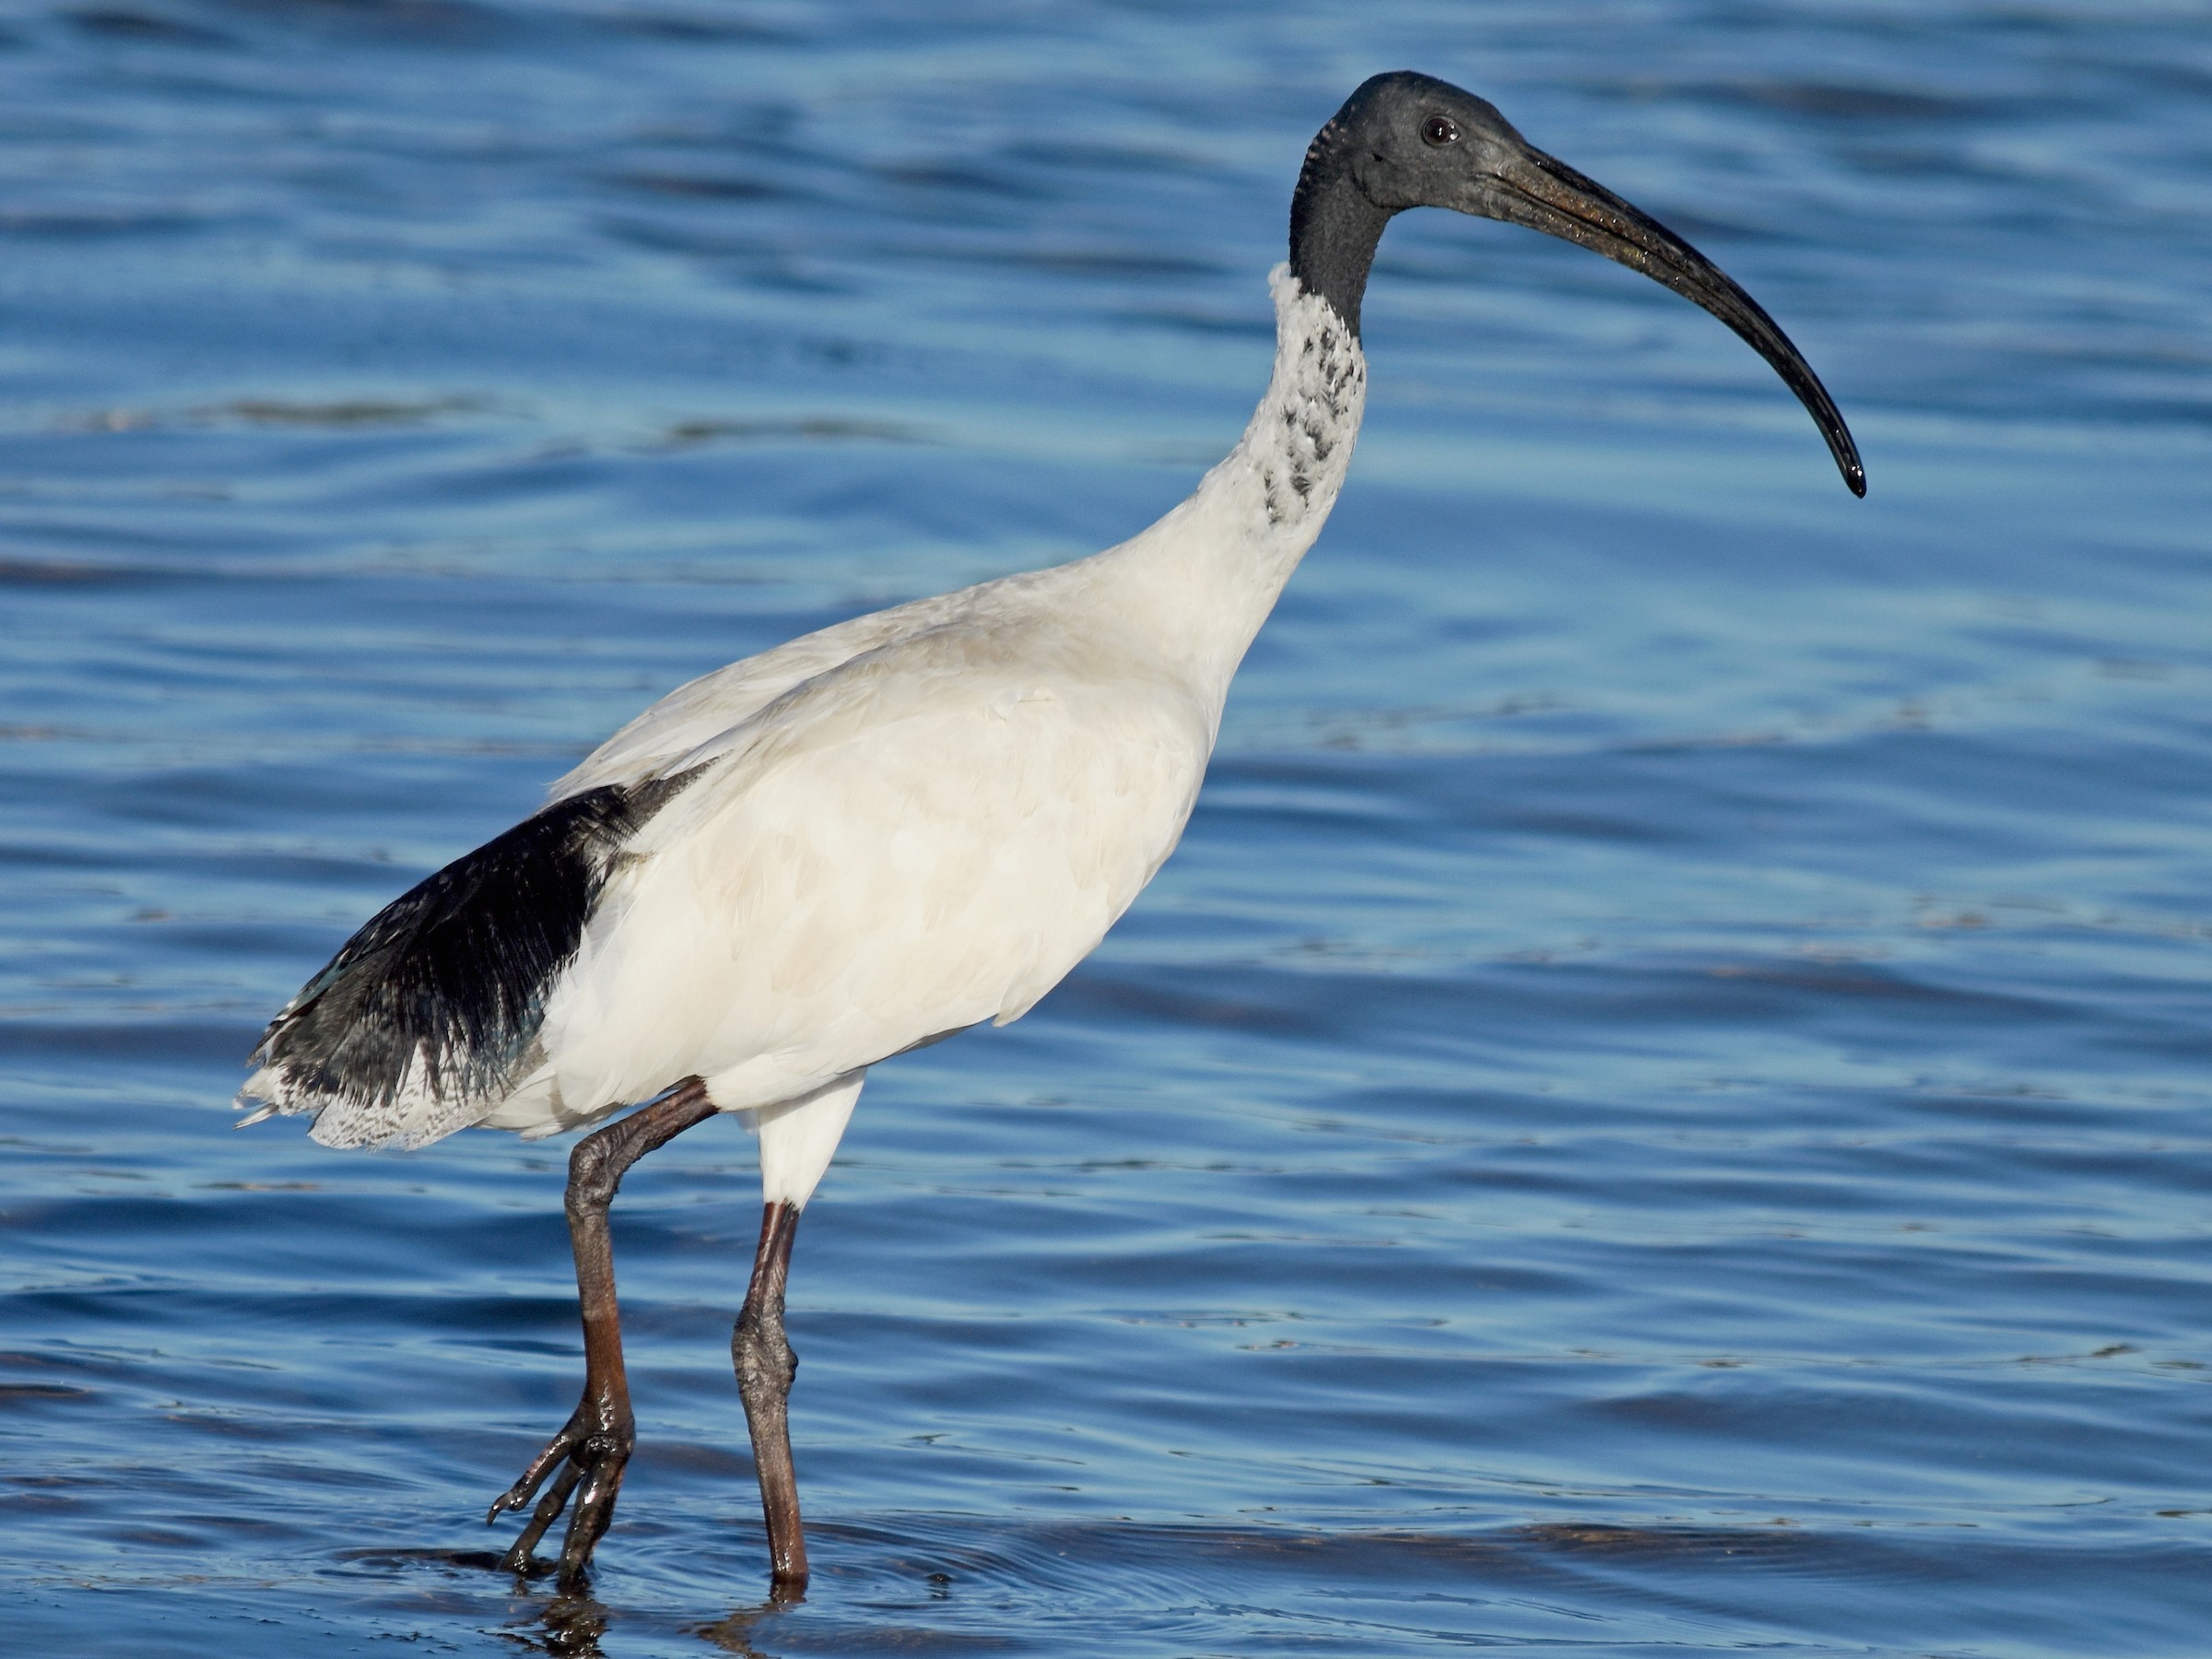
[[488, 1407, 591, 1526], [500, 1459, 582, 1573], [490, 1406, 634, 1583], [555, 1433, 634, 1593]]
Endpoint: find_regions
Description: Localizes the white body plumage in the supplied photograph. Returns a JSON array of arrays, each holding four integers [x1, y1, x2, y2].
[[232, 73, 1865, 1598], [229, 73, 1867, 1601], [241, 267, 1367, 1206]]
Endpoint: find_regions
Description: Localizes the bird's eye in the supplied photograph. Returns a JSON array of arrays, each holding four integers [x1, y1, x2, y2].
[[1420, 114, 1461, 147]]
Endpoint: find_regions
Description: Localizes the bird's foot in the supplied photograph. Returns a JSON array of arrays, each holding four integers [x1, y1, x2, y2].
[[487, 1396, 634, 1592]]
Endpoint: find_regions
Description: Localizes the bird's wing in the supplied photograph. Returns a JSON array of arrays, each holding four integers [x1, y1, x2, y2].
[[547, 582, 1008, 801], [235, 776, 688, 1149], [525, 614, 1214, 1121]]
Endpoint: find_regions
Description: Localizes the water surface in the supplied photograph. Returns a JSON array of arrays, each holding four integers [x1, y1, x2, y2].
[[3, 3, 2210, 1654]]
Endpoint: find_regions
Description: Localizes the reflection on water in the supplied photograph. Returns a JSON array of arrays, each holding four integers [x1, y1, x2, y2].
[[4, 1, 2211, 1655]]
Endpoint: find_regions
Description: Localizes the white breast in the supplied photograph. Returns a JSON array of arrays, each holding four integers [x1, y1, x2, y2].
[[489, 594, 1214, 1133], [472, 266, 1363, 1141]]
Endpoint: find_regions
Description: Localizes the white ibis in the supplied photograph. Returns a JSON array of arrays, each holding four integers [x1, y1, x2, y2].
[[237, 71, 1864, 1598]]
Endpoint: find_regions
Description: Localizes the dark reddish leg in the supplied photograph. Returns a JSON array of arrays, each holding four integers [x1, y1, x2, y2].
[[488, 1077, 719, 1591], [733, 1200, 807, 1594]]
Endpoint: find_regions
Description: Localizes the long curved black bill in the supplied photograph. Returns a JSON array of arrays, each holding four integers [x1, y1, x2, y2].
[[1488, 147, 1865, 497]]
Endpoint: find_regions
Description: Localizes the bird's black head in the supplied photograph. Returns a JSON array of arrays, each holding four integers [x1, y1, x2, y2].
[[1290, 71, 1865, 496]]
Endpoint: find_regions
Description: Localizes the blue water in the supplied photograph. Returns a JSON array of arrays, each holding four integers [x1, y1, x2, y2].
[[4, 3, 2210, 1653]]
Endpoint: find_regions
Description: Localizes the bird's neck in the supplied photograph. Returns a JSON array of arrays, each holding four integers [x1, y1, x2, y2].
[[1102, 265, 1368, 711], [1287, 120, 1393, 339]]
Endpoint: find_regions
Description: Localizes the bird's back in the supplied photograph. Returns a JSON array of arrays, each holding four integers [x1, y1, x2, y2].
[[547, 578, 1029, 802]]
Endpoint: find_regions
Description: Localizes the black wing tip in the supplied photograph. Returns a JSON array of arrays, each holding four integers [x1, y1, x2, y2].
[[250, 782, 669, 1137]]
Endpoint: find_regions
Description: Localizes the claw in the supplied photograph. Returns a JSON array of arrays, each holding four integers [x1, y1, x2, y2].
[[556, 1441, 630, 1588], [488, 1409, 589, 1525], [488, 1407, 634, 1589], [501, 1458, 582, 1573]]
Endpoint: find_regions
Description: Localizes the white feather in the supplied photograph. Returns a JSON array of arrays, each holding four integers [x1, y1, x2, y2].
[[756, 1074, 865, 1209], [394, 269, 1365, 1168]]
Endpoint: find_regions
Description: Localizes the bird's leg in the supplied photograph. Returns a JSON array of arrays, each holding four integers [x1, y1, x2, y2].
[[732, 1199, 806, 1593], [488, 1077, 720, 1590]]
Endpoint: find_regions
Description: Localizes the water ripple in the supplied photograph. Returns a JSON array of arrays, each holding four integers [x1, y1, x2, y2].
[[4, 2, 2211, 1655]]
